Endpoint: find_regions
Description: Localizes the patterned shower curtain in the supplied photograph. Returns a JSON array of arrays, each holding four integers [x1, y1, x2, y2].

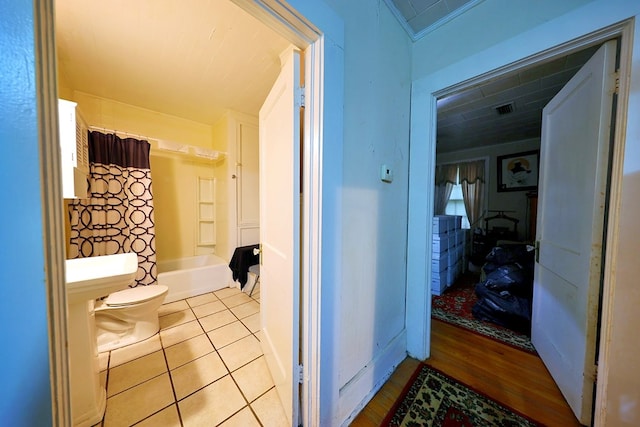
[[68, 132, 157, 287]]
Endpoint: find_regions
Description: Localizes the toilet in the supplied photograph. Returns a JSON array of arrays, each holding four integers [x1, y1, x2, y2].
[[94, 285, 168, 352]]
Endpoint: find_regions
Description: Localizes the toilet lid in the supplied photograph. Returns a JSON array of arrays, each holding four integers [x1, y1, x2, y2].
[[105, 285, 168, 307]]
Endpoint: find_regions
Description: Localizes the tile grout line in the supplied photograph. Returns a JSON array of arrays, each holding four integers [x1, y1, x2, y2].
[[162, 303, 199, 426], [100, 287, 265, 426], [201, 288, 266, 426]]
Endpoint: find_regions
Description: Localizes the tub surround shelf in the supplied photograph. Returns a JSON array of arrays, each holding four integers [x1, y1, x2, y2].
[[157, 139, 226, 161], [197, 177, 216, 247]]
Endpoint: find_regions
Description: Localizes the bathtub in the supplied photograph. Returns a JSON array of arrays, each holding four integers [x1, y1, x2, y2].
[[157, 254, 232, 303]]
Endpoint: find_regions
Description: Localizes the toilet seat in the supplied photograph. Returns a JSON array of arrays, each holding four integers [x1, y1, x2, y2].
[[103, 285, 168, 307]]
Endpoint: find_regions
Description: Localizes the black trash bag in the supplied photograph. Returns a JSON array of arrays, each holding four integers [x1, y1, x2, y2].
[[473, 283, 532, 334], [485, 244, 533, 266], [481, 262, 499, 276], [483, 264, 532, 298]]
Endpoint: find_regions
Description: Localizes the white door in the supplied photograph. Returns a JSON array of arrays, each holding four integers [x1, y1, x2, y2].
[[258, 48, 301, 426], [532, 40, 616, 425]]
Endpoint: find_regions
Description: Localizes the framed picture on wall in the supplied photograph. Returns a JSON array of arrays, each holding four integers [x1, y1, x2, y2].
[[497, 150, 539, 192]]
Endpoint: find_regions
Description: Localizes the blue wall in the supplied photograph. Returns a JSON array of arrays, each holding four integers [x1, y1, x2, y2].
[[0, 1, 53, 425]]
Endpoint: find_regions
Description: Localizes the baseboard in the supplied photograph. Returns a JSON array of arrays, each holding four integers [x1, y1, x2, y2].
[[338, 329, 407, 426]]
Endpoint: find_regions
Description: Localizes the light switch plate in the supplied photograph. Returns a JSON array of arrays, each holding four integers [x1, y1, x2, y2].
[[380, 164, 393, 183]]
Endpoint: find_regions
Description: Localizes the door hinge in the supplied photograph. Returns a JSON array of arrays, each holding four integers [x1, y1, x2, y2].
[[535, 240, 540, 263], [297, 364, 304, 384], [614, 71, 620, 94], [593, 363, 598, 383], [296, 86, 305, 108]]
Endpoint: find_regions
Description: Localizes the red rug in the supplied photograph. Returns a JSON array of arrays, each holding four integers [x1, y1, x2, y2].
[[382, 363, 544, 426], [432, 273, 536, 353]]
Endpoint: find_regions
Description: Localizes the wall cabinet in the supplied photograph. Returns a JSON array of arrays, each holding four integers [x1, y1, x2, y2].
[[58, 99, 89, 199]]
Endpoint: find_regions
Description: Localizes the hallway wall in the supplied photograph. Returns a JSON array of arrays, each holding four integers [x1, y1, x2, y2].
[[0, 2, 55, 423], [321, 0, 412, 422]]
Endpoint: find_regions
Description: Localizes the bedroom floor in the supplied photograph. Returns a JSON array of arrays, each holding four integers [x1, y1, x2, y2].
[[93, 284, 287, 426]]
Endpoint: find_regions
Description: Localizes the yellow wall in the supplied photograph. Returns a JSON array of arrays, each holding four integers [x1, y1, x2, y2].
[[57, 67, 73, 100], [70, 92, 220, 262]]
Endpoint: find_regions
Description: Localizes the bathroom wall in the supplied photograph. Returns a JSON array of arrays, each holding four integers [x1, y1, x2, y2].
[[69, 92, 219, 263], [211, 110, 260, 261]]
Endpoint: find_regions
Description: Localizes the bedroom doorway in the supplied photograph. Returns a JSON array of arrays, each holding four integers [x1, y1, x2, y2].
[[428, 25, 629, 425], [431, 41, 605, 348]]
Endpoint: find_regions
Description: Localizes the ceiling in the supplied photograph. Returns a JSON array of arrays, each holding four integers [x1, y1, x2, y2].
[[383, 0, 484, 40], [436, 45, 600, 153], [55, 0, 290, 126], [56, 0, 599, 155]]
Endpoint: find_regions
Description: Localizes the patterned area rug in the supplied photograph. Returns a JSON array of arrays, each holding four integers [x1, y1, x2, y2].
[[432, 273, 536, 353], [383, 364, 544, 427]]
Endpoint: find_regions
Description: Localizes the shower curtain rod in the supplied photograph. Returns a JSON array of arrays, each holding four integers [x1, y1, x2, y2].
[[87, 126, 226, 160], [88, 126, 157, 142]]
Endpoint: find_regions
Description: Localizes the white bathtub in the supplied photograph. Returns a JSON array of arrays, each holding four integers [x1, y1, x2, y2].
[[157, 254, 232, 303]]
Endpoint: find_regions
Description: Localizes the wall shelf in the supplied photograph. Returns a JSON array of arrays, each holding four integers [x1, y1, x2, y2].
[[196, 177, 216, 246]]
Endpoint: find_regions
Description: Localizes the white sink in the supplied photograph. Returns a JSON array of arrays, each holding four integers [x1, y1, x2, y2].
[[65, 252, 138, 426], [66, 253, 138, 303]]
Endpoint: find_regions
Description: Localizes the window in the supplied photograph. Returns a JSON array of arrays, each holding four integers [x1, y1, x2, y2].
[[445, 169, 470, 229]]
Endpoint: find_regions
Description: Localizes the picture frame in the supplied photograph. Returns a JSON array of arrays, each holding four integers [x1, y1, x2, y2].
[[497, 150, 539, 192]]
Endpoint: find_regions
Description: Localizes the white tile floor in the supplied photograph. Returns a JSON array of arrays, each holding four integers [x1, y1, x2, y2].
[[93, 285, 288, 426]]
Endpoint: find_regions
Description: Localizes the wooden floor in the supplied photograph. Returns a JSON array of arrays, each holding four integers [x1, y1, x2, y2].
[[350, 319, 582, 426]]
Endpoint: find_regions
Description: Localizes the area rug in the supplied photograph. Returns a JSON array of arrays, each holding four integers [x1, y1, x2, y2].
[[432, 274, 536, 354], [383, 363, 544, 427]]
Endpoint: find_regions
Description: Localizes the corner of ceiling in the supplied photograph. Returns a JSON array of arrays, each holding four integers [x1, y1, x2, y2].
[[381, 0, 420, 42], [382, 0, 488, 43]]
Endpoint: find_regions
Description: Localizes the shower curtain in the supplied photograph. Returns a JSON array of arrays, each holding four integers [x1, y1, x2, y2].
[[68, 131, 157, 287]]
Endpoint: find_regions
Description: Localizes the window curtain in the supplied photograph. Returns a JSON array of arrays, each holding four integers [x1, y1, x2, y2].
[[458, 159, 485, 228], [434, 163, 458, 215], [68, 132, 157, 287]]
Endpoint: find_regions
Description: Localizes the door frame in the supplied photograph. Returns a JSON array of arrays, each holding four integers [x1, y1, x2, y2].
[[406, 19, 633, 426], [231, 4, 326, 425]]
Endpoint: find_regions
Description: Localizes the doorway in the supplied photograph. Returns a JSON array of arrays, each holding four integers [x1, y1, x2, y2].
[[431, 40, 606, 341], [406, 18, 633, 427], [40, 0, 336, 425]]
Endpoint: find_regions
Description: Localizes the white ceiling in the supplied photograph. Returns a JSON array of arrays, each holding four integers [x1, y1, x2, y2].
[[436, 45, 600, 153], [55, 0, 290, 126], [56, 0, 599, 154], [382, 0, 601, 154], [384, 0, 483, 40]]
